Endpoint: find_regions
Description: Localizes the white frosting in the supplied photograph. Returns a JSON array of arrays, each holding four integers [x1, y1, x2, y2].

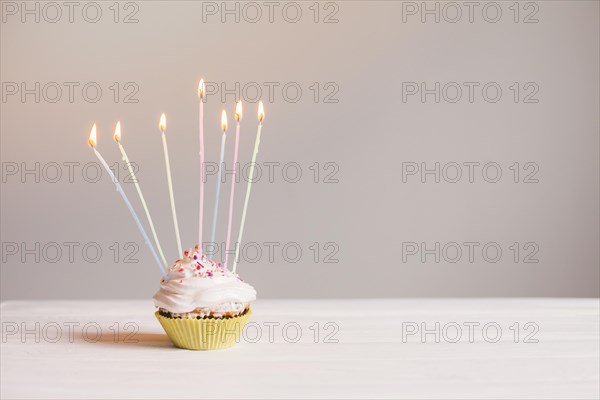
[[153, 248, 256, 313]]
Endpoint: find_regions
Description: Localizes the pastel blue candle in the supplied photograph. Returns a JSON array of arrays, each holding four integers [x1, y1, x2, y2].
[[90, 135, 167, 278], [209, 127, 227, 257]]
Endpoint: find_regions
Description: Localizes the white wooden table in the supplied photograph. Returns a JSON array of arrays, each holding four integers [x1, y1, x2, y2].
[[1, 299, 598, 399]]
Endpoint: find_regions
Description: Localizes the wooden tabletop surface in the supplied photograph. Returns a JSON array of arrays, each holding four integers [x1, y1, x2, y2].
[[1, 298, 598, 399]]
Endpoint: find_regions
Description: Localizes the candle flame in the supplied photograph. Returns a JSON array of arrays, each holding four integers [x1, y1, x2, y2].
[[88, 124, 97, 148], [235, 101, 243, 122], [159, 113, 166, 133], [114, 121, 121, 143], [221, 110, 228, 132], [198, 79, 205, 98], [258, 101, 265, 122]]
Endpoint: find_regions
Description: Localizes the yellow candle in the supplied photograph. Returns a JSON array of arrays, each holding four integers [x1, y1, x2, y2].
[[87, 124, 166, 278], [233, 101, 264, 273], [114, 121, 168, 268]]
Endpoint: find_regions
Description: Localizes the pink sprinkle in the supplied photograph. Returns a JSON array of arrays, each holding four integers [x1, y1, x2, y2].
[[196, 266, 200, 270], [178, 268, 184, 272]]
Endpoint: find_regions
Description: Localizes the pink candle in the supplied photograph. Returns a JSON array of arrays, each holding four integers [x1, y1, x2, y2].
[[224, 101, 242, 269], [198, 79, 205, 252]]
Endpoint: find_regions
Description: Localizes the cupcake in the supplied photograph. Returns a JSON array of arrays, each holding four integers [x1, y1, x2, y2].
[[153, 247, 256, 350]]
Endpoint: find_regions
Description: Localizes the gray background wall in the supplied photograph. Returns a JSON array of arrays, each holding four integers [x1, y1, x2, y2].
[[1, 0, 598, 300]]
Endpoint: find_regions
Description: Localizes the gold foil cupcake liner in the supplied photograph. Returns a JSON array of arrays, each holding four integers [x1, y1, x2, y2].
[[155, 309, 252, 350]]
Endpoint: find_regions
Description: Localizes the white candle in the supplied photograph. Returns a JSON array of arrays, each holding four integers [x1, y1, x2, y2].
[[209, 110, 228, 258], [114, 121, 168, 268], [159, 113, 183, 257], [233, 101, 264, 273]]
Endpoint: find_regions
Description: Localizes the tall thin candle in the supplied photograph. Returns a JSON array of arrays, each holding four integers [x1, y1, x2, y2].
[[209, 110, 228, 257], [87, 124, 166, 278], [114, 121, 168, 268], [159, 114, 183, 257], [233, 101, 264, 273], [224, 101, 242, 269], [198, 79, 206, 252]]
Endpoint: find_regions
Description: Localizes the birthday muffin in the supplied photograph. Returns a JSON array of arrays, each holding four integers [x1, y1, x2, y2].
[[154, 247, 256, 350]]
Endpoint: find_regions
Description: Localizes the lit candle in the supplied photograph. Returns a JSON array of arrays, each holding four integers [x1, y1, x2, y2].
[[159, 113, 183, 257], [224, 101, 242, 269], [233, 101, 264, 273], [87, 124, 166, 278], [114, 121, 168, 268], [209, 110, 228, 257], [198, 79, 206, 253]]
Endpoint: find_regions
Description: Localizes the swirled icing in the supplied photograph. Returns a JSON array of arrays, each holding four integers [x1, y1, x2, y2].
[[153, 248, 256, 313]]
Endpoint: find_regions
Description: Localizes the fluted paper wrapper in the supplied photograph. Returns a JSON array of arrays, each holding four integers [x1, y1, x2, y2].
[[155, 310, 252, 350]]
